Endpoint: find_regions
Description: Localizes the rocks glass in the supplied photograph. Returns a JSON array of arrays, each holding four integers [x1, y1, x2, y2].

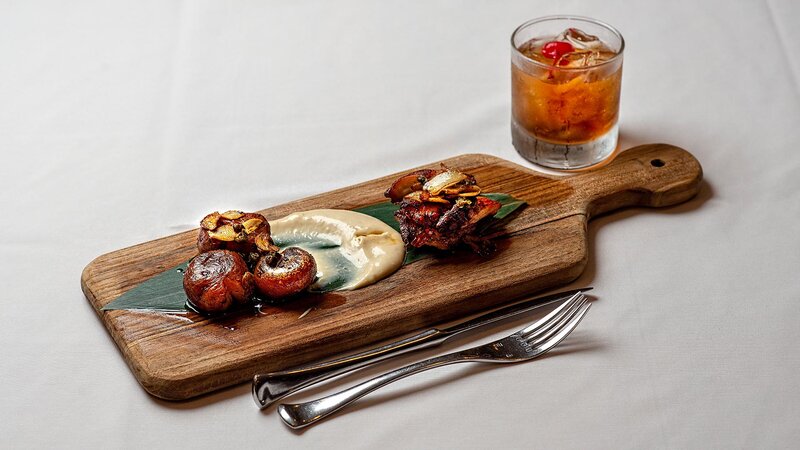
[[511, 16, 625, 170]]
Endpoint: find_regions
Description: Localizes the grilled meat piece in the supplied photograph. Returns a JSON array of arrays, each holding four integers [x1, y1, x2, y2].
[[386, 167, 501, 255], [394, 196, 500, 255]]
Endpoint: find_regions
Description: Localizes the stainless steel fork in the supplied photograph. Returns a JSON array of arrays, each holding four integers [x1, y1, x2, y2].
[[277, 293, 591, 428]]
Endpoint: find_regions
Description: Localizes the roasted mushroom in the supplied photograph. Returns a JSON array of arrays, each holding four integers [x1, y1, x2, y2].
[[385, 167, 501, 255], [183, 250, 255, 314], [384, 169, 443, 203], [197, 210, 275, 267], [253, 247, 317, 299]]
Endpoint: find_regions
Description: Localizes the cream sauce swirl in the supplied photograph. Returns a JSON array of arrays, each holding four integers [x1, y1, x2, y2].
[[269, 209, 404, 291]]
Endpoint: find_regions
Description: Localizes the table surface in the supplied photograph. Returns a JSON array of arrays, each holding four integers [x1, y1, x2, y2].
[[2, 1, 799, 448]]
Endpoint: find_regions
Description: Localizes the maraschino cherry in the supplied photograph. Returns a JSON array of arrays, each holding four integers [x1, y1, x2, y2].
[[541, 41, 574, 61]]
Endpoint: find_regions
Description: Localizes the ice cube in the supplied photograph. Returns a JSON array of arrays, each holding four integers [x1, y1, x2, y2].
[[558, 50, 598, 68], [565, 28, 599, 43], [557, 27, 603, 51]]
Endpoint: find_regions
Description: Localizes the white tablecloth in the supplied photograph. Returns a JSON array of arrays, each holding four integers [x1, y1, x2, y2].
[[2, 1, 799, 448]]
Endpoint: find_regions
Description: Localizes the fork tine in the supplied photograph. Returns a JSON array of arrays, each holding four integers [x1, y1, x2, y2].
[[536, 302, 591, 353], [517, 292, 584, 337], [519, 293, 585, 339], [524, 296, 588, 345]]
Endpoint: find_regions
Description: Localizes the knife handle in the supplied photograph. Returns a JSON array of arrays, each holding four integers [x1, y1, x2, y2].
[[252, 328, 446, 409]]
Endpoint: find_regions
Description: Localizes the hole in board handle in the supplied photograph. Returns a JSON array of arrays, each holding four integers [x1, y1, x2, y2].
[[650, 159, 665, 167]]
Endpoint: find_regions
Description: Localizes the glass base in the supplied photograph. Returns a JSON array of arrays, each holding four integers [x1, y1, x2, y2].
[[512, 121, 619, 170]]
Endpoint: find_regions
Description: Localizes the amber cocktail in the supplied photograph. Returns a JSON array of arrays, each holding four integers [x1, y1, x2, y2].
[[511, 16, 624, 169]]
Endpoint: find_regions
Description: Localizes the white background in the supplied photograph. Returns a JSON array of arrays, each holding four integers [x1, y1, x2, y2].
[[2, 0, 799, 448]]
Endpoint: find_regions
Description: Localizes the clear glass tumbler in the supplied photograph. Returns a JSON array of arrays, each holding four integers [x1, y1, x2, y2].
[[511, 16, 625, 170]]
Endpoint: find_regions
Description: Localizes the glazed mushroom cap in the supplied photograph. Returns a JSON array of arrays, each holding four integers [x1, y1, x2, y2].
[[183, 249, 254, 313], [254, 247, 317, 299]]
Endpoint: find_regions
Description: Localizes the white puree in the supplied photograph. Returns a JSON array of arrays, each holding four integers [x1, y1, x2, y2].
[[269, 209, 405, 291]]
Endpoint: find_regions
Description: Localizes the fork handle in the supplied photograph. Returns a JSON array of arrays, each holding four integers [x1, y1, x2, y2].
[[278, 349, 481, 429], [253, 329, 446, 409]]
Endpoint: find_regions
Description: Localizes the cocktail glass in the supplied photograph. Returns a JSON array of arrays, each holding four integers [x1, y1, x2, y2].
[[511, 16, 625, 170]]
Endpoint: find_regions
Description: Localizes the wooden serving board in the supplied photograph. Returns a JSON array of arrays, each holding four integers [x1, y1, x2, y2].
[[81, 144, 702, 400]]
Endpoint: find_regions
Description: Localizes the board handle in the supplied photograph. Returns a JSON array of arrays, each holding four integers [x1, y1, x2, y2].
[[569, 143, 703, 218]]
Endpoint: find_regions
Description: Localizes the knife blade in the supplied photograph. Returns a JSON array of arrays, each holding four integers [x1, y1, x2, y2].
[[253, 287, 592, 409]]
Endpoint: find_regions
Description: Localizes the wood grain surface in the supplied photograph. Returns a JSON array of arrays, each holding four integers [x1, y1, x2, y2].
[[81, 144, 702, 400]]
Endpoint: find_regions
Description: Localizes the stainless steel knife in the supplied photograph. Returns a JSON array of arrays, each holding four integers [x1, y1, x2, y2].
[[253, 287, 592, 409]]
